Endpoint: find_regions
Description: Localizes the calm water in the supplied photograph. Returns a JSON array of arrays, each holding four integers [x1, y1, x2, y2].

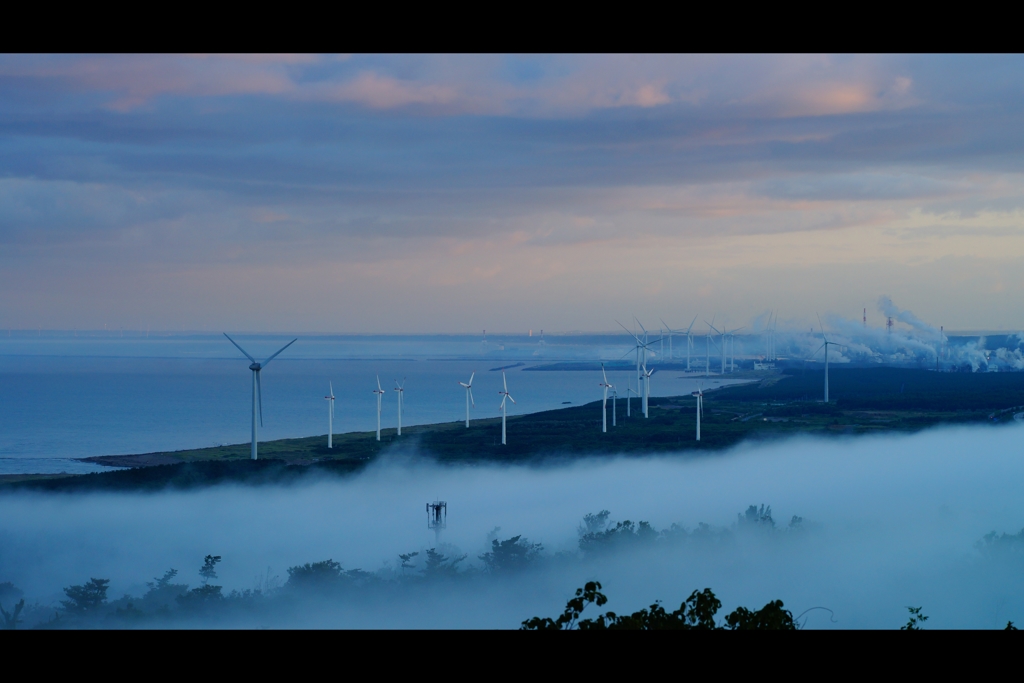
[[0, 336, 745, 474]]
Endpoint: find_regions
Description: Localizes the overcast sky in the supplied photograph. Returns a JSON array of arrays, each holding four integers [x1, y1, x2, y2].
[[2, 54, 1023, 333]]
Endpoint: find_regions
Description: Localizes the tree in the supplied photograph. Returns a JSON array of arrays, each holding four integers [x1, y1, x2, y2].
[[724, 600, 797, 630], [199, 555, 221, 585], [479, 536, 543, 573], [578, 510, 611, 536], [421, 548, 466, 578], [286, 560, 344, 589], [522, 582, 797, 630], [1, 599, 25, 630], [61, 578, 110, 614], [398, 552, 419, 572], [901, 606, 928, 630], [521, 581, 608, 630]]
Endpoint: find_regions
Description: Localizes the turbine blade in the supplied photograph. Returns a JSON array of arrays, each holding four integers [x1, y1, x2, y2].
[[468, 371, 475, 386], [686, 314, 698, 334], [223, 333, 256, 363], [617, 320, 643, 345], [508, 394, 516, 404], [503, 372, 508, 392], [377, 375, 382, 392], [817, 313, 828, 342], [469, 387, 474, 406], [262, 338, 297, 367], [602, 363, 608, 384], [329, 381, 334, 398]]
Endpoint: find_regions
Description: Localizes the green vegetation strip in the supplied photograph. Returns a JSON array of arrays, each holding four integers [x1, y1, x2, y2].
[[6, 368, 1023, 493]]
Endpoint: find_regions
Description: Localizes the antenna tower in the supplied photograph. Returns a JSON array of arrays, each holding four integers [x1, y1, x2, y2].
[[427, 500, 447, 544]]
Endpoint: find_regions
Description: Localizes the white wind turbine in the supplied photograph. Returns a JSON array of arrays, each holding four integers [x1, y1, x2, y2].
[[223, 333, 297, 461], [813, 315, 845, 403], [394, 378, 406, 435], [726, 327, 744, 372], [373, 375, 385, 441], [626, 377, 639, 417], [660, 318, 677, 360], [706, 320, 726, 375], [458, 372, 475, 428], [641, 364, 655, 418], [325, 381, 335, 449], [693, 384, 704, 441], [498, 371, 515, 445], [683, 315, 698, 371], [618, 320, 660, 405], [599, 364, 614, 433]]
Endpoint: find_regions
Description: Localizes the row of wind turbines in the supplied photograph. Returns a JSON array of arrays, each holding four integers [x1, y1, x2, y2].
[[224, 313, 840, 461]]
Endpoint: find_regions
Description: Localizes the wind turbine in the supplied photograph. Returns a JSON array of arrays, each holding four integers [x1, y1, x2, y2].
[[626, 377, 639, 417], [638, 362, 655, 417], [706, 320, 726, 375], [325, 381, 335, 449], [498, 371, 515, 445], [660, 317, 681, 361], [618, 320, 660, 406], [693, 384, 704, 441], [726, 327, 744, 372], [394, 378, 406, 436], [373, 376, 385, 441], [223, 333, 297, 461], [611, 388, 618, 427], [679, 315, 696, 371], [813, 315, 845, 403], [458, 372, 475, 428], [599, 364, 614, 433]]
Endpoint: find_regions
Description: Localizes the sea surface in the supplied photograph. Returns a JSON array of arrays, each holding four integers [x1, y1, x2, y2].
[[0, 333, 745, 474]]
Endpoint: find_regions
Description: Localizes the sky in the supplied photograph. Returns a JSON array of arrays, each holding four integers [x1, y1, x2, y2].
[[2, 54, 1024, 334]]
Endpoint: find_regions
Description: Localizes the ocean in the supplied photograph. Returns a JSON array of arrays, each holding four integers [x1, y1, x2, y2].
[[0, 333, 741, 474]]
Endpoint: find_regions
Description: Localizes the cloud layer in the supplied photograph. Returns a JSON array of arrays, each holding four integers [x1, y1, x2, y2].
[[3, 55, 1024, 332]]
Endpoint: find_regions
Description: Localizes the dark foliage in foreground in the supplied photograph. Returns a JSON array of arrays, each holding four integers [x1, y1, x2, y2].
[[521, 582, 797, 630]]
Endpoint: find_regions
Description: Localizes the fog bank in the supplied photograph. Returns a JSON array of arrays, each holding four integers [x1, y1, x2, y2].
[[2, 424, 1024, 628]]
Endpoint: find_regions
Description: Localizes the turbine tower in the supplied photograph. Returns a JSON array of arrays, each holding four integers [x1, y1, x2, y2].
[[611, 388, 618, 427], [660, 319, 673, 360], [223, 333, 297, 461], [685, 315, 698, 371], [813, 315, 845, 403], [325, 381, 335, 449], [706, 321, 727, 375], [373, 376, 385, 441], [599, 364, 614, 433], [394, 378, 406, 436], [626, 377, 639, 417], [642, 364, 654, 418], [458, 371, 475, 428], [726, 327, 744, 372], [498, 372, 515, 445], [693, 385, 704, 441]]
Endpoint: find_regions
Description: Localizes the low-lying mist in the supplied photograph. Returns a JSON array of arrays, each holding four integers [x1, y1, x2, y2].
[[3, 424, 1024, 628]]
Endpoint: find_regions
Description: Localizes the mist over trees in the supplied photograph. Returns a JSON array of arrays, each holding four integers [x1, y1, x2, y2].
[[3, 503, 1019, 629]]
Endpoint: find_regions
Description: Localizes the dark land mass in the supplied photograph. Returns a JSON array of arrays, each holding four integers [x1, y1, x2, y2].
[[5, 367, 1023, 494]]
